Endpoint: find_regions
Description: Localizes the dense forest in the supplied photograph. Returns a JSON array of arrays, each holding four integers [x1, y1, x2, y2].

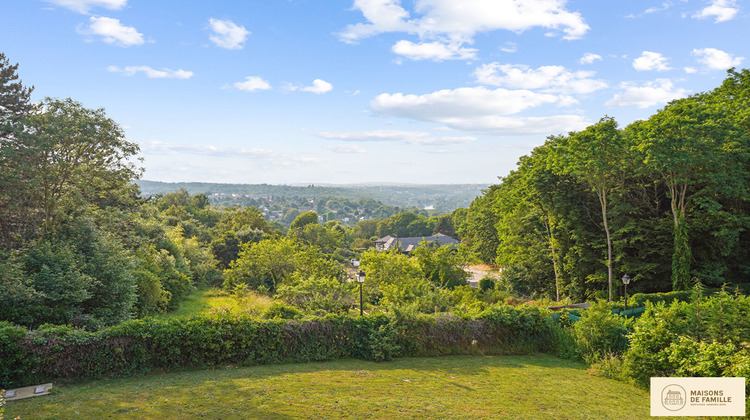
[[1, 50, 749, 332], [462, 68, 750, 301]]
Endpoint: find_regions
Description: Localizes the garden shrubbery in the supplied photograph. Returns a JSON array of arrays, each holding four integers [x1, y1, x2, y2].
[[0, 304, 554, 388]]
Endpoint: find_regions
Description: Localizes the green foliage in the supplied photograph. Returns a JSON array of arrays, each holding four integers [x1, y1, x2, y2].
[[627, 290, 691, 307], [411, 243, 469, 289], [0, 304, 558, 388], [224, 237, 343, 293], [478, 276, 495, 292], [572, 301, 628, 361], [262, 302, 303, 320], [276, 275, 355, 315], [289, 211, 319, 230], [623, 290, 750, 386]]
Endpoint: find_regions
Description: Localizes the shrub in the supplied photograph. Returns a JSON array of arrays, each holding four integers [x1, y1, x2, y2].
[[627, 290, 692, 307], [0, 303, 558, 387], [622, 290, 750, 387], [262, 302, 303, 320], [572, 301, 628, 361]]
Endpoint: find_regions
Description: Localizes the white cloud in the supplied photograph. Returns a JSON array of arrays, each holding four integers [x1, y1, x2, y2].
[[391, 40, 477, 61], [107, 65, 194, 79], [233, 76, 271, 91], [473, 63, 607, 94], [444, 115, 590, 135], [340, 0, 589, 60], [369, 86, 587, 135], [684, 67, 697, 74], [318, 129, 476, 145], [605, 79, 688, 108], [78, 16, 144, 47], [500, 42, 517, 53], [693, 0, 739, 23], [632, 51, 671, 71], [208, 18, 250, 50], [580, 53, 602, 65], [42, 0, 126, 14], [301, 79, 333, 94], [339, 0, 416, 43], [372, 86, 562, 121], [645, 2, 673, 14], [692, 47, 744, 70], [286, 79, 334, 94]]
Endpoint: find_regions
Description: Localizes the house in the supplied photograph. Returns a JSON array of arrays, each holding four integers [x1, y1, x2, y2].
[[374, 233, 461, 253]]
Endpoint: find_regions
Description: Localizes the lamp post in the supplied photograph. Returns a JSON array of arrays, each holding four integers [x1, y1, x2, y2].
[[356, 270, 366, 316], [622, 274, 631, 311]]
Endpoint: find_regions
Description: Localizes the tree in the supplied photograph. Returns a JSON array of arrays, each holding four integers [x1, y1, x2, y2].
[[557, 117, 626, 300], [0, 52, 35, 244], [633, 97, 743, 290], [412, 243, 469, 289], [223, 237, 343, 292], [21, 98, 142, 234], [289, 211, 319, 230]]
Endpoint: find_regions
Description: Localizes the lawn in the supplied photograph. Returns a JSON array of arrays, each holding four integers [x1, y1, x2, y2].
[[155, 287, 274, 319], [6, 355, 652, 419]]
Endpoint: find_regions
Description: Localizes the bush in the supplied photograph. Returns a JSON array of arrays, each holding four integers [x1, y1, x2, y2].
[[0, 303, 557, 388], [627, 290, 692, 307], [262, 302, 303, 320], [622, 290, 750, 387], [572, 301, 628, 361]]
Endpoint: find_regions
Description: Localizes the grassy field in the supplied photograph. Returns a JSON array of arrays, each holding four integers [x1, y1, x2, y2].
[[6, 354, 652, 419], [155, 287, 274, 319]]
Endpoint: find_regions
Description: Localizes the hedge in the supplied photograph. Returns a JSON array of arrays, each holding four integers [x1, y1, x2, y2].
[[0, 305, 554, 388]]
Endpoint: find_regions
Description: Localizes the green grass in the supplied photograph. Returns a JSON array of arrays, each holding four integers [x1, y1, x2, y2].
[[6, 355, 651, 419], [156, 287, 274, 319]]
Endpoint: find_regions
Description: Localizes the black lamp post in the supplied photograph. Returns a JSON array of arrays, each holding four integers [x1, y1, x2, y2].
[[622, 274, 631, 311], [356, 270, 366, 316]]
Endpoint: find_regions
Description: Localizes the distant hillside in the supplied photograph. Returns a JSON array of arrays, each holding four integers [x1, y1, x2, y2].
[[135, 180, 489, 213]]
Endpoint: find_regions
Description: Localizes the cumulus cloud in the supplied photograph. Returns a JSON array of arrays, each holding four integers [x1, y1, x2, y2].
[[692, 47, 744, 70], [107, 65, 194, 79], [208, 18, 250, 50], [368, 86, 588, 135], [286, 79, 334, 94], [318, 129, 476, 145], [371, 86, 562, 121], [78, 16, 144, 47], [473, 63, 607, 95], [693, 0, 739, 23], [580, 53, 602, 65], [391, 40, 477, 61], [233, 76, 271, 91], [42, 0, 126, 14], [632, 51, 671, 71], [340, 0, 589, 61], [605, 79, 688, 108], [302, 79, 333, 94]]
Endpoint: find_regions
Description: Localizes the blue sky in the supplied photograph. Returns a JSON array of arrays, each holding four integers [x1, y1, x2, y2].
[[1, 0, 745, 185]]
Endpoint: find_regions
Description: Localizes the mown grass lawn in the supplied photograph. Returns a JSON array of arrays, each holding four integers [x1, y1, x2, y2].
[[6, 354, 652, 419]]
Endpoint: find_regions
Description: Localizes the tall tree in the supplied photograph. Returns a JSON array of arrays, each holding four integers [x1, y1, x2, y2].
[[633, 96, 744, 290], [557, 117, 626, 301], [21, 98, 142, 233], [0, 52, 35, 244]]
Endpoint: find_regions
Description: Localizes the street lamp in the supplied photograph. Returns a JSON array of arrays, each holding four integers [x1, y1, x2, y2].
[[356, 270, 366, 316], [622, 274, 631, 311]]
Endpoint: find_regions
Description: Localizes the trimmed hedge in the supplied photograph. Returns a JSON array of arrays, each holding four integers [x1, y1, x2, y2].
[[0, 305, 554, 388]]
